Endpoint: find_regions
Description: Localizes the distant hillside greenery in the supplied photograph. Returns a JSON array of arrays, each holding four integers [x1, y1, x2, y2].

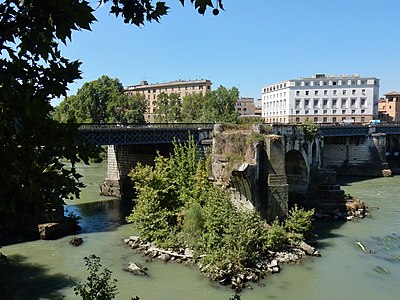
[[53, 75, 147, 124]]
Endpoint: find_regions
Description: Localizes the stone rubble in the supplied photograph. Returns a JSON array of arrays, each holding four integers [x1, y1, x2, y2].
[[123, 235, 321, 292]]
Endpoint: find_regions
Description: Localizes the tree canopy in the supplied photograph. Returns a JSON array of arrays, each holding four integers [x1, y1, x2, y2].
[[0, 0, 223, 235], [153, 85, 239, 123], [53, 75, 147, 124]]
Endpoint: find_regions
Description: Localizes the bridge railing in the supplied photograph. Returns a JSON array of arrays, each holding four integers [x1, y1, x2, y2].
[[78, 123, 214, 130]]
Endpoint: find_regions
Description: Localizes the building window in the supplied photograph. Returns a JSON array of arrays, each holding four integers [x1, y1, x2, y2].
[[351, 110, 356, 114], [332, 99, 337, 108], [361, 117, 365, 122], [361, 98, 366, 107], [305, 91, 309, 96], [314, 117, 318, 122], [333, 117, 337, 123], [324, 90, 328, 95], [343, 90, 347, 95], [342, 110, 346, 114], [199, 85, 203, 90], [296, 110, 300, 114], [361, 109, 365, 114], [352, 90, 356, 95], [332, 81, 337, 85], [296, 91, 300, 96], [333, 110, 337, 114], [341, 98, 347, 108], [351, 98, 356, 107], [314, 99, 319, 107], [296, 117, 300, 123], [295, 99, 301, 108], [362, 89, 366, 95], [305, 82, 309, 86], [304, 99, 310, 109], [323, 117, 328, 122], [305, 110, 309, 114], [323, 81, 327, 86], [333, 90, 337, 95], [323, 110, 327, 114], [314, 110, 318, 114], [323, 99, 328, 108]]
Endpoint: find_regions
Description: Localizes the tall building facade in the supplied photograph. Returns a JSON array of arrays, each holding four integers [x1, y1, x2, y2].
[[125, 79, 212, 122], [378, 91, 400, 122], [235, 97, 256, 116], [261, 74, 380, 124]]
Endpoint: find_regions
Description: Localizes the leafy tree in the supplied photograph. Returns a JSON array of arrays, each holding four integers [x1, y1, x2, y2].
[[1, 0, 221, 234], [299, 118, 318, 142], [206, 85, 239, 123], [154, 92, 182, 123], [54, 76, 147, 123], [181, 86, 239, 123], [73, 254, 118, 300], [181, 92, 207, 122]]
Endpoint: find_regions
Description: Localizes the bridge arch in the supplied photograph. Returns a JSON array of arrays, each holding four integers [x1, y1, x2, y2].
[[285, 149, 309, 207]]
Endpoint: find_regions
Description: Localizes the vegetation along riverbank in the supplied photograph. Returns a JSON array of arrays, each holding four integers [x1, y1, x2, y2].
[[123, 136, 320, 292]]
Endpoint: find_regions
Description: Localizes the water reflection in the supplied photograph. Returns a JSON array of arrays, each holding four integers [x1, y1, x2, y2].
[[65, 198, 133, 234]]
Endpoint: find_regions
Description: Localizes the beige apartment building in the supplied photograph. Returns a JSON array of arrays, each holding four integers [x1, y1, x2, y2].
[[378, 91, 400, 122], [125, 79, 212, 122]]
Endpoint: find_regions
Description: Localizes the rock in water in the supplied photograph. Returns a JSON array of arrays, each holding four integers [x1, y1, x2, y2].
[[69, 236, 83, 246], [124, 262, 148, 276]]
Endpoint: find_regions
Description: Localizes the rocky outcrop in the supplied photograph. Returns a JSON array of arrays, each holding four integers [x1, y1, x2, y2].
[[123, 235, 320, 292], [37, 220, 78, 240]]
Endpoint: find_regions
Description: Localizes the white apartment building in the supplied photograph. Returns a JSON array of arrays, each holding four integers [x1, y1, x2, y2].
[[261, 74, 380, 124]]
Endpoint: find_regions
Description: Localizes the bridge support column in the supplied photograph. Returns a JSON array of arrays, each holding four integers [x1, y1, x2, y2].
[[265, 135, 288, 221], [100, 145, 157, 198]]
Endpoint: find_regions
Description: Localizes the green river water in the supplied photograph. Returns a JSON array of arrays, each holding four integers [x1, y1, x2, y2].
[[1, 163, 400, 300]]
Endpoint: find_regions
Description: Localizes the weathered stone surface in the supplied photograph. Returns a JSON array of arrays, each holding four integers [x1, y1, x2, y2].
[[38, 222, 76, 240], [69, 236, 83, 246], [124, 262, 148, 276]]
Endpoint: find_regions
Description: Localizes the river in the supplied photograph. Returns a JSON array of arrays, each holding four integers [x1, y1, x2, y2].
[[1, 163, 399, 300]]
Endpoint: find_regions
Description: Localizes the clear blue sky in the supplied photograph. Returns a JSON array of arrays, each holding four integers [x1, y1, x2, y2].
[[55, 0, 400, 106]]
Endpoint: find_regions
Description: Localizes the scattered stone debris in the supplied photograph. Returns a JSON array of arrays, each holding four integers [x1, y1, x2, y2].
[[123, 235, 321, 292], [123, 261, 148, 276], [69, 236, 83, 246], [345, 194, 369, 221]]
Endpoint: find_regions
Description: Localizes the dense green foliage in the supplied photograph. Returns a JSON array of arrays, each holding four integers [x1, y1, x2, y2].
[[0, 0, 223, 235], [181, 85, 239, 123], [127, 137, 315, 277], [53, 75, 147, 123], [154, 92, 182, 123], [73, 255, 118, 300], [153, 85, 239, 123], [299, 118, 318, 142]]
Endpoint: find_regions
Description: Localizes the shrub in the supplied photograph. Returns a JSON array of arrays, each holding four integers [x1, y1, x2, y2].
[[284, 205, 315, 244], [73, 255, 118, 300]]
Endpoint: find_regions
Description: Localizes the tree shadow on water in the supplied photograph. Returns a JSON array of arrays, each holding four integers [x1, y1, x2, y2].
[[0, 254, 73, 300]]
